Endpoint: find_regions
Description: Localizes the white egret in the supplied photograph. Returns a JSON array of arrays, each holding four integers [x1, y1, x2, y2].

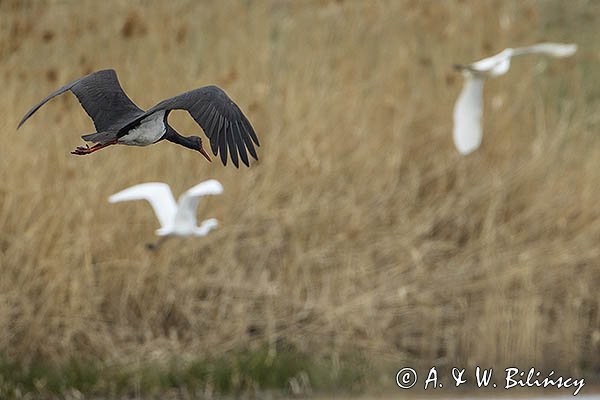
[[109, 179, 223, 249], [453, 43, 577, 155]]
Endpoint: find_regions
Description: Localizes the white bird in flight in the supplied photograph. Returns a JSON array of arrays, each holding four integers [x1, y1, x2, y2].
[[109, 179, 223, 249], [452, 43, 577, 155]]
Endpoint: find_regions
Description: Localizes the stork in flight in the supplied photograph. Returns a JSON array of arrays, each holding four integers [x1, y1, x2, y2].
[[453, 43, 577, 155], [18, 69, 260, 167]]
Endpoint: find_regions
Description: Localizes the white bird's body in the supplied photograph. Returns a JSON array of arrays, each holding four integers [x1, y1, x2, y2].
[[109, 179, 223, 238], [453, 43, 577, 155]]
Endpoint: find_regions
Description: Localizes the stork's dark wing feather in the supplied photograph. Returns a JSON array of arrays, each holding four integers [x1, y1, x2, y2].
[[122, 86, 260, 167], [18, 69, 144, 132]]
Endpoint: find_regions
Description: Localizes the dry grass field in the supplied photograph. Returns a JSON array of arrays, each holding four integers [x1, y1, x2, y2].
[[1, 0, 600, 397]]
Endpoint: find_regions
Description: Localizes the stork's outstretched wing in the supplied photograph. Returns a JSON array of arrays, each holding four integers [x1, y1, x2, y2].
[[18, 69, 144, 132], [122, 86, 260, 167]]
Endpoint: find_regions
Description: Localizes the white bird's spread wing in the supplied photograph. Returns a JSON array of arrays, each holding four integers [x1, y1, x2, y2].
[[175, 179, 224, 223], [469, 49, 512, 74], [465, 43, 576, 76], [108, 183, 177, 229], [511, 43, 577, 58], [453, 75, 485, 155]]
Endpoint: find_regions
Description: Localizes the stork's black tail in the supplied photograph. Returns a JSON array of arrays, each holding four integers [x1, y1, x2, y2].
[[81, 130, 119, 144]]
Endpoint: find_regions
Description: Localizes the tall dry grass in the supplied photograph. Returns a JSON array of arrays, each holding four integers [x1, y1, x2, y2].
[[1, 0, 599, 378]]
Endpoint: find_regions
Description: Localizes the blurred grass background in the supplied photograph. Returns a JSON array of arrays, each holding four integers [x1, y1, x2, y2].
[[1, 0, 600, 397]]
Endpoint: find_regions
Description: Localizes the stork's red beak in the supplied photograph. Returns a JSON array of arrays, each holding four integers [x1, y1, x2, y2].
[[198, 145, 212, 162]]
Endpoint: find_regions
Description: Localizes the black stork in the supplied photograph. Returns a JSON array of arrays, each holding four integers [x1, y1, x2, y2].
[[18, 69, 260, 167]]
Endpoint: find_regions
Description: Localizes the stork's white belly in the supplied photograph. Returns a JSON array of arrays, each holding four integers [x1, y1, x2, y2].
[[118, 111, 166, 146]]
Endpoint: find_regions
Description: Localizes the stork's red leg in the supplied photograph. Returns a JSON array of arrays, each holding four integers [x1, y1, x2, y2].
[[71, 140, 118, 155]]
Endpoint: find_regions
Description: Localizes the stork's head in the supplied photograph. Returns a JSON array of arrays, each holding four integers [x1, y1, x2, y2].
[[188, 135, 212, 162]]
